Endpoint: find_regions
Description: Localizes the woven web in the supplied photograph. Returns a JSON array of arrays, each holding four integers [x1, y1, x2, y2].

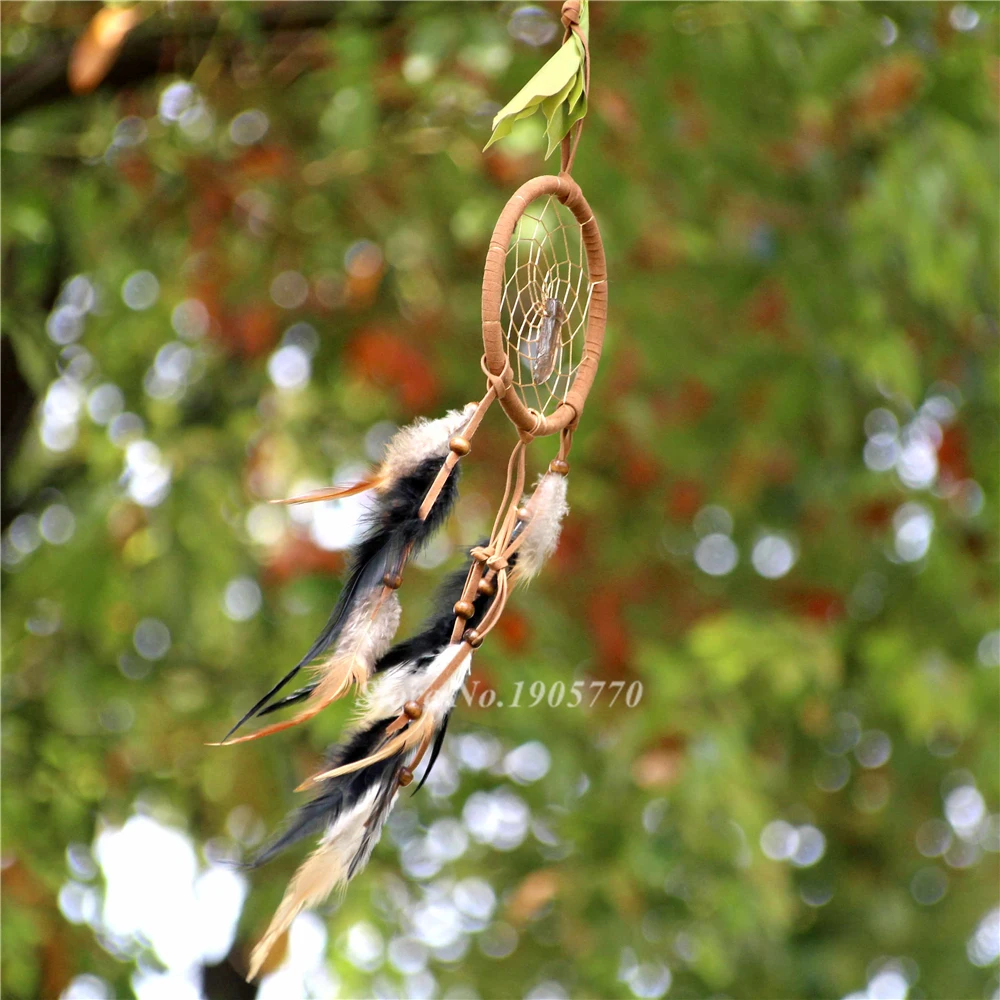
[[500, 194, 594, 416]]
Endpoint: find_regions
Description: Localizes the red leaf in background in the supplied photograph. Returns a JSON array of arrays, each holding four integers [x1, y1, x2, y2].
[[667, 478, 703, 522], [667, 77, 708, 148], [485, 151, 537, 187], [237, 144, 294, 180], [262, 536, 345, 586], [854, 498, 894, 532], [851, 55, 924, 131], [496, 610, 531, 652], [763, 448, 797, 485], [746, 280, 788, 337], [631, 227, 684, 270], [658, 377, 713, 426], [609, 422, 661, 489], [466, 664, 497, 710], [937, 425, 971, 482], [218, 303, 278, 358], [587, 585, 631, 678], [347, 327, 439, 412], [185, 160, 235, 251], [606, 345, 640, 396], [632, 734, 686, 789], [785, 587, 844, 624], [988, 57, 1000, 111], [594, 87, 638, 140], [116, 152, 154, 192], [552, 515, 588, 576], [678, 377, 713, 422], [345, 274, 383, 310], [621, 446, 660, 490]]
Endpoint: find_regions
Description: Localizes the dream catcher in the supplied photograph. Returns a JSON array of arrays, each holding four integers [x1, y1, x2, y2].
[[214, 2, 607, 981]]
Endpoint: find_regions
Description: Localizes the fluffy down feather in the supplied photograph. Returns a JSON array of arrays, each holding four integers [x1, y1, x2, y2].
[[379, 403, 476, 485], [510, 471, 569, 586]]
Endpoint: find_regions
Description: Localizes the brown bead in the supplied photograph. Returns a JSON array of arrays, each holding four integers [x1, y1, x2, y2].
[[463, 628, 484, 648], [549, 458, 570, 475], [449, 436, 471, 456], [403, 700, 422, 720], [397, 767, 413, 787], [516, 507, 531, 521], [453, 600, 475, 619], [382, 572, 403, 590], [477, 578, 495, 597]]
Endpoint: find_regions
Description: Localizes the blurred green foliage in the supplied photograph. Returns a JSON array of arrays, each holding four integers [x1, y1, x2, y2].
[[1, 3, 998, 999]]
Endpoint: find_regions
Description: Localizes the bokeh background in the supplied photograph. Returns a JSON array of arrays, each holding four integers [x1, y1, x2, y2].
[[2, 3, 998, 999]]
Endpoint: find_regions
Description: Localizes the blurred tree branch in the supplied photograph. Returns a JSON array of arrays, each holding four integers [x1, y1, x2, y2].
[[1, 2, 397, 123]]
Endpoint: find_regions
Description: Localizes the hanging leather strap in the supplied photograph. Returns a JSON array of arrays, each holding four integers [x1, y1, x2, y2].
[[416, 355, 512, 521]]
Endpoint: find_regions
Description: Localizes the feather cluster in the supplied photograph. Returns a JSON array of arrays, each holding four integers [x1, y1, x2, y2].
[[221, 404, 475, 744], [244, 559, 494, 981], [229, 411, 571, 982]]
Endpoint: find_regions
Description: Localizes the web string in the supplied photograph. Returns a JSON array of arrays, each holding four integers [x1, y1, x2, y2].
[[500, 195, 595, 416]]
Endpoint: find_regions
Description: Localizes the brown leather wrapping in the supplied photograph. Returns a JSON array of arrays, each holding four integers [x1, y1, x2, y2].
[[482, 172, 607, 437]]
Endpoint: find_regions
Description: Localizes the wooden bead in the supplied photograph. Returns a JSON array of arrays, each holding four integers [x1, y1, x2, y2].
[[382, 572, 403, 589], [449, 436, 471, 456], [397, 767, 414, 787], [477, 578, 495, 597], [549, 458, 570, 475], [516, 507, 531, 521], [403, 700, 422, 720], [453, 600, 475, 619], [463, 628, 484, 648]]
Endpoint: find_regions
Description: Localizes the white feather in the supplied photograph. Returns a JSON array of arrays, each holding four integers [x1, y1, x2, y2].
[[513, 472, 569, 584], [247, 785, 382, 980], [337, 590, 401, 664], [319, 784, 381, 860], [424, 645, 474, 717], [362, 644, 472, 720], [379, 403, 477, 484]]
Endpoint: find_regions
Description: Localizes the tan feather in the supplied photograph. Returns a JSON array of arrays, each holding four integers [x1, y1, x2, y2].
[[211, 593, 400, 747], [206, 652, 370, 746], [246, 843, 342, 980], [246, 788, 379, 981], [297, 713, 435, 791], [270, 475, 386, 505]]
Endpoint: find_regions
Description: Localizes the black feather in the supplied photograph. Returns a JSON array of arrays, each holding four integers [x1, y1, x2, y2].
[[413, 709, 451, 794], [255, 684, 316, 717], [246, 717, 398, 869], [223, 457, 460, 740], [255, 540, 505, 721], [347, 762, 401, 879], [375, 542, 501, 672]]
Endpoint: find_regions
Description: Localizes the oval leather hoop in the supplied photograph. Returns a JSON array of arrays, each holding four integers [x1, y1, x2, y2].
[[481, 173, 607, 437]]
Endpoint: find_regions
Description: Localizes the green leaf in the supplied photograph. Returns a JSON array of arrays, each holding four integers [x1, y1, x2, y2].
[[542, 72, 577, 159], [483, 103, 546, 152], [566, 58, 585, 115], [485, 1, 591, 156], [485, 31, 581, 151], [563, 91, 588, 139]]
